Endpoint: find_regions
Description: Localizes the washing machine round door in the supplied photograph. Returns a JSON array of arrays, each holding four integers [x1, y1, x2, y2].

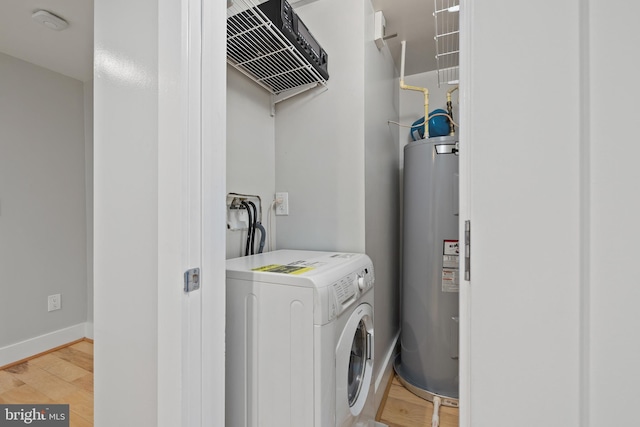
[[348, 320, 368, 405], [336, 303, 374, 426]]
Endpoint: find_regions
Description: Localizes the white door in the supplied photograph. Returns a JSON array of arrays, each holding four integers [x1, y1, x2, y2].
[[459, 1, 640, 426], [458, 1, 582, 426]]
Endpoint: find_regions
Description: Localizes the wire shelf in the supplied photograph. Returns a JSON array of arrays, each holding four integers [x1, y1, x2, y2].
[[227, 0, 327, 96], [433, 0, 460, 86]]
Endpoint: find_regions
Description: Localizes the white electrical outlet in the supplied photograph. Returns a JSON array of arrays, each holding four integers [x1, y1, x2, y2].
[[275, 192, 289, 215], [48, 294, 61, 312]]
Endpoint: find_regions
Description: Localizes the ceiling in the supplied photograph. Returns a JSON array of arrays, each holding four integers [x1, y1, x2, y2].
[[370, 0, 439, 76], [0, 0, 436, 84], [0, 0, 93, 82]]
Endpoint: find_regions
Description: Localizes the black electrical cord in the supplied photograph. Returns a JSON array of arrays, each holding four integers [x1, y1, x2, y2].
[[240, 201, 253, 256], [246, 201, 258, 255]]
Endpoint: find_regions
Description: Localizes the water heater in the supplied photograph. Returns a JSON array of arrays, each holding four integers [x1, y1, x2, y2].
[[395, 135, 460, 405]]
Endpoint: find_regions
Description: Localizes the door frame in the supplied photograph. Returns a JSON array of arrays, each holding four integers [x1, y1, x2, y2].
[[199, 0, 227, 425], [158, 0, 227, 424], [458, 1, 472, 425]]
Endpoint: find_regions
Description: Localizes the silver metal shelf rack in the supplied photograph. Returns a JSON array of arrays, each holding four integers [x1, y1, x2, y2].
[[227, 0, 327, 106], [433, 0, 460, 86]]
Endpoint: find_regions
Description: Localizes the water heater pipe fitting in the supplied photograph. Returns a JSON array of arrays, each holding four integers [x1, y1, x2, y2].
[[446, 85, 459, 135]]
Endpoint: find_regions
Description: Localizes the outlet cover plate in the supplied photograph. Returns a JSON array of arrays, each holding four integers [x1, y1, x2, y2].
[[48, 294, 61, 312], [275, 192, 289, 215]]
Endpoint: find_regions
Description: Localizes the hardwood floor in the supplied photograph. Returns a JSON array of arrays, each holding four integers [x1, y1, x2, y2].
[[0, 341, 458, 427], [378, 376, 459, 427], [0, 340, 93, 427]]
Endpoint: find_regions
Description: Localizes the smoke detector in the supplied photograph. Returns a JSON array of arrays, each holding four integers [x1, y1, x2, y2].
[[32, 10, 69, 31]]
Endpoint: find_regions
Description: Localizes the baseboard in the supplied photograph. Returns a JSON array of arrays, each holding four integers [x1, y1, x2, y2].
[[0, 323, 89, 368], [84, 322, 94, 340], [374, 330, 400, 414]]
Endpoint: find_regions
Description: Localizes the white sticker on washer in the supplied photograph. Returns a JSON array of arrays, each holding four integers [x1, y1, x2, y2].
[[287, 260, 328, 268], [251, 264, 315, 275]]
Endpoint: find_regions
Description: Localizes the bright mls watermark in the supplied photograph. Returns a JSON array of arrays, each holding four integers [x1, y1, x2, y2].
[[0, 405, 69, 426]]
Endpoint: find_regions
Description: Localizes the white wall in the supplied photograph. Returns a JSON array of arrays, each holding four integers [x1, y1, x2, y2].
[[226, 66, 275, 258], [0, 52, 87, 348], [94, 0, 160, 423], [363, 0, 401, 399], [275, 0, 367, 253]]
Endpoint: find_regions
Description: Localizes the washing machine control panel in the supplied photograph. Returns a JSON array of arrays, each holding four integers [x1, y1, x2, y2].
[[333, 275, 357, 306], [328, 263, 375, 321]]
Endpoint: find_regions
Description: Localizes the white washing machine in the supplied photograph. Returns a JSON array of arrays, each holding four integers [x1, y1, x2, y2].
[[226, 250, 376, 427]]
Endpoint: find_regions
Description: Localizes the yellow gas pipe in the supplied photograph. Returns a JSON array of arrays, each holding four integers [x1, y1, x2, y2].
[[400, 41, 429, 138]]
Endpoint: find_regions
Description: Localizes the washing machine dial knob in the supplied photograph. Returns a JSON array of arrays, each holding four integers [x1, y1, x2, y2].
[[357, 275, 366, 291]]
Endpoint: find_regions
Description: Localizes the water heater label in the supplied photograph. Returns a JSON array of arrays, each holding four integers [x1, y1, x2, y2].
[[442, 269, 459, 292], [442, 239, 460, 292], [443, 255, 459, 269], [443, 240, 459, 255]]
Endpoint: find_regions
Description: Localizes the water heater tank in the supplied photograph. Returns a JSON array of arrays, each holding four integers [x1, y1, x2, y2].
[[395, 135, 459, 403]]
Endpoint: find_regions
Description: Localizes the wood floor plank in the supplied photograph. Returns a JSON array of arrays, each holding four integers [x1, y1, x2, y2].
[[69, 411, 93, 427], [0, 370, 24, 394], [63, 389, 93, 422], [380, 395, 430, 426], [5, 362, 78, 401], [71, 373, 93, 393], [0, 384, 55, 404], [53, 347, 93, 373], [69, 341, 94, 356], [379, 375, 459, 427], [41, 358, 92, 383], [28, 353, 64, 370]]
